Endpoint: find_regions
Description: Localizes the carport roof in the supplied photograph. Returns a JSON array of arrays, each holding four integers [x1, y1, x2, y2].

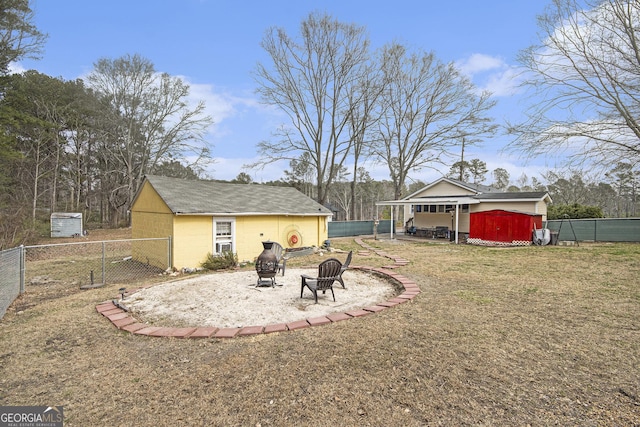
[[137, 175, 333, 216], [377, 190, 552, 206]]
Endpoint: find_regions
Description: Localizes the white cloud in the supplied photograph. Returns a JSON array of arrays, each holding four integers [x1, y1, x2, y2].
[[177, 75, 287, 154], [456, 53, 524, 97], [178, 78, 260, 138], [456, 53, 504, 75], [187, 81, 237, 124], [8, 61, 27, 74], [206, 156, 289, 182], [482, 67, 525, 97]]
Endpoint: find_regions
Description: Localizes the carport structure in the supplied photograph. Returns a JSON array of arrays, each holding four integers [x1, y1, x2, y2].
[[376, 178, 551, 244]]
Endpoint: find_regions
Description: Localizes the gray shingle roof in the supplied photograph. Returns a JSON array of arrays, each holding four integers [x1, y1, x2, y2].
[[141, 175, 332, 216], [444, 178, 499, 194], [475, 191, 549, 200]]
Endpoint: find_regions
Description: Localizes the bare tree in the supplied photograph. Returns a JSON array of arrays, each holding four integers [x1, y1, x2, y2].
[[605, 162, 639, 216], [373, 43, 497, 201], [327, 166, 352, 220], [508, 0, 640, 170], [345, 62, 386, 220], [282, 153, 317, 198], [253, 12, 371, 205], [87, 54, 213, 224]]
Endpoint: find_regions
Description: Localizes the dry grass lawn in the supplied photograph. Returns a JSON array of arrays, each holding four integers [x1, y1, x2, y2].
[[1, 230, 639, 426]]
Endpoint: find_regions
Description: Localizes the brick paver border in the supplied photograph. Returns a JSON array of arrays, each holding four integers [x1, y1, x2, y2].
[[96, 238, 420, 339]]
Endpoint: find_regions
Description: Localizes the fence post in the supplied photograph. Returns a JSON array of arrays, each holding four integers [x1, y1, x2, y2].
[[19, 245, 25, 294], [167, 236, 172, 270], [102, 241, 106, 285]]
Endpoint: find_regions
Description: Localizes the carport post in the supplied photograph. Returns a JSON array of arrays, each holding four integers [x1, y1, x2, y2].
[[455, 204, 460, 244]]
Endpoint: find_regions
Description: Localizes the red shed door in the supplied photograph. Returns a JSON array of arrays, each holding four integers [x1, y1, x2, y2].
[[487, 212, 513, 242], [484, 215, 498, 241]]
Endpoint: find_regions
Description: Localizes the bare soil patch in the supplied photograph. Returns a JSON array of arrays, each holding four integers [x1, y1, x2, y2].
[[1, 231, 638, 426], [124, 268, 398, 328]]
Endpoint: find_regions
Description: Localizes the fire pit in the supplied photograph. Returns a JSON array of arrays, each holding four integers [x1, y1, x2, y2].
[[256, 241, 278, 287]]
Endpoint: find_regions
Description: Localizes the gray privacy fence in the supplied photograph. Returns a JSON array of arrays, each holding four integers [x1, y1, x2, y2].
[[546, 218, 640, 242], [328, 220, 393, 238], [0, 238, 171, 320]]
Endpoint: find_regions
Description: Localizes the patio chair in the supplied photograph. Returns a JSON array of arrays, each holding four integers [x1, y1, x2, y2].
[[271, 241, 289, 276], [435, 226, 449, 239], [336, 250, 352, 289], [301, 258, 342, 303]]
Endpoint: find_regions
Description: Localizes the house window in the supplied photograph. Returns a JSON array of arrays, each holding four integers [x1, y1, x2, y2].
[[462, 204, 469, 213], [213, 218, 235, 255], [429, 205, 437, 213], [416, 205, 422, 212], [438, 205, 445, 213]]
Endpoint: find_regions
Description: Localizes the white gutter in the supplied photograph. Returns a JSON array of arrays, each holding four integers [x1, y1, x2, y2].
[[376, 197, 481, 206], [173, 212, 333, 217]]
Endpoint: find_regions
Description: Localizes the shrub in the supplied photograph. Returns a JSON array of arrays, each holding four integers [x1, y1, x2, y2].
[[548, 203, 604, 219], [201, 251, 238, 270]]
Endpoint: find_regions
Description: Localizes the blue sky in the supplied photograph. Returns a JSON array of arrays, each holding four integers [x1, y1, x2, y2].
[[18, 0, 555, 184]]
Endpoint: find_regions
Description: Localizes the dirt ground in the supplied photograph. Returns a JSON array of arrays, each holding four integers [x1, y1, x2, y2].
[[124, 268, 398, 328], [0, 230, 639, 426]]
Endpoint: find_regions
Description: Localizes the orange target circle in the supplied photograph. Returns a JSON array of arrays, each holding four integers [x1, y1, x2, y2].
[[287, 230, 302, 247]]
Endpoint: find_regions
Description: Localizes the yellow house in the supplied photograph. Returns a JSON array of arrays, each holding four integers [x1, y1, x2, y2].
[[130, 175, 333, 269]]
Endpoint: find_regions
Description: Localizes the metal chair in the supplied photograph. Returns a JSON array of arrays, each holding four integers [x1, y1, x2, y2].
[[300, 258, 342, 303]]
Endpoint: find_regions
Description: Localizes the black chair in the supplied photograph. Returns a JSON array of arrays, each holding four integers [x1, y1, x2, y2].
[[300, 258, 342, 303], [336, 251, 352, 289], [271, 241, 289, 276], [435, 226, 449, 239]]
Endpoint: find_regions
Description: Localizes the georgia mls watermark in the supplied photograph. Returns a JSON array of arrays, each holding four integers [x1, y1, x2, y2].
[[0, 406, 63, 427]]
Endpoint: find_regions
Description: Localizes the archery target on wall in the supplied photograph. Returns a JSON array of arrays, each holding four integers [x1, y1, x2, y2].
[[283, 225, 303, 248]]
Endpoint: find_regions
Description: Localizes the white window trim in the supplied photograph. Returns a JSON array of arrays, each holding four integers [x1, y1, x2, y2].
[[213, 217, 236, 255]]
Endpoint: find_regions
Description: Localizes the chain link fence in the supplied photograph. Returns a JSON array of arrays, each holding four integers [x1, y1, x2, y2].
[[0, 238, 171, 320], [328, 220, 393, 237], [546, 218, 640, 242], [0, 246, 23, 320]]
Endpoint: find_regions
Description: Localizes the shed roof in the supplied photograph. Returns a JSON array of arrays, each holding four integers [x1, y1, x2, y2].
[[471, 208, 543, 217], [137, 175, 333, 216]]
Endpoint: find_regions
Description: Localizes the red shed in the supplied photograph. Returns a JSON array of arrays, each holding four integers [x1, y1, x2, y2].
[[469, 209, 543, 246]]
